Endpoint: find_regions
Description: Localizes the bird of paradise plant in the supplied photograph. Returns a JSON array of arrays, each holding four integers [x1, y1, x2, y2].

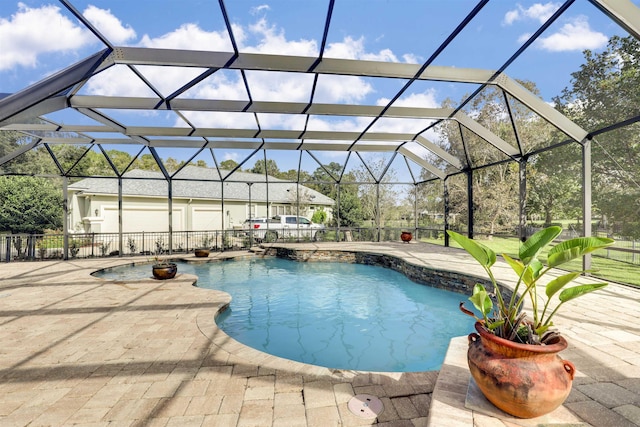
[[448, 226, 614, 345]]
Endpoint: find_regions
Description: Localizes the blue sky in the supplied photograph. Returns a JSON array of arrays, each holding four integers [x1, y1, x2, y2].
[[0, 1, 638, 178]]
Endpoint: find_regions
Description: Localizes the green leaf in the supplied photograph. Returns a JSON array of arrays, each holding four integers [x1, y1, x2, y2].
[[519, 226, 562, 264], [558, 283, 608, 303], [469, 284, 493, 316], [525, 260, 544, 284], [545, 272, 582, 298], [487, 319, 505, 331], [534, 324, 551, 336], [502, 253, 524, 276], [548, 237, 615, 267], [447, 230, 496, 268]]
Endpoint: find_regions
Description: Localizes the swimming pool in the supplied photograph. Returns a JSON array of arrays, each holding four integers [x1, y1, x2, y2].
[[95, 258, 473, 371]]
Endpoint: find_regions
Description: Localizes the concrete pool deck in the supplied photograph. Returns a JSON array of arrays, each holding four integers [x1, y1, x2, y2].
[[0, 242, 639, 426]]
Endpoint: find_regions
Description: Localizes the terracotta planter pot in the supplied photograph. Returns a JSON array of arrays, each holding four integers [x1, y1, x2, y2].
[[400, 231, 412, 243], [194, 248, 210, 257], [152, 263, 177, 280], [467, 322, 575, 419]]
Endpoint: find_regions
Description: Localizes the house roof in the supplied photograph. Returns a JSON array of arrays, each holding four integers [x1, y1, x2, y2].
[[69, 166, 334, 205]]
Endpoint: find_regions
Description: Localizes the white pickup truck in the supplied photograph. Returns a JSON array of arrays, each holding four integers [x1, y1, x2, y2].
[[243, 215, 325, 242]]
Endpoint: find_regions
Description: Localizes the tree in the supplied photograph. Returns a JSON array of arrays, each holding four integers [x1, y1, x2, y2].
[[352, 157, 399, 227], [251, 159, 280, 176], [131, 154, 161, 171], [311, 208, 327, 224], [527, 144, 582, 227], [333, 183, 362, 227], [308, 162, 343, 198], [219, 159, 239, 170], [555, 35, 640, 236], [0, 131, 54, 175], [0, 176, 63, 233], [433, 82, 557, 235]]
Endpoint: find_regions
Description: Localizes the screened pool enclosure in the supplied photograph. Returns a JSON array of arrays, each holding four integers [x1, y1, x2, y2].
[[1, 1, 639, 283]]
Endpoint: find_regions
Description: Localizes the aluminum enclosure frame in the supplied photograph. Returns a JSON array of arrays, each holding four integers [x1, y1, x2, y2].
[[1, 0, 639, 265]]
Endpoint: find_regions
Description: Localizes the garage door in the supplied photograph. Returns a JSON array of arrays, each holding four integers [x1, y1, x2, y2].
[[104, 207, 183, 232], [192, 208, 222, 231]]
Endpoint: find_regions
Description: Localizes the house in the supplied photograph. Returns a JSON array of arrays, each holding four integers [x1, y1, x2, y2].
[[68, 166, 334, 233]]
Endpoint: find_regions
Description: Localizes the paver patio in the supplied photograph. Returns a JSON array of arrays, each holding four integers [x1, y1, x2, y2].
[[1, 242, 639, 426]]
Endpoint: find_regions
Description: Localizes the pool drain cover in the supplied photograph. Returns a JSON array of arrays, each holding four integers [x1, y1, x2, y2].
[[348, 394, 384, 419]]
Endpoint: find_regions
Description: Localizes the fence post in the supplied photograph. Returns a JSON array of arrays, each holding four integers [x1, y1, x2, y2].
[[5, 236, 10, 262]]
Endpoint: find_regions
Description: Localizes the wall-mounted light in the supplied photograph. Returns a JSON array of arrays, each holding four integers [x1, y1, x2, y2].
[[95, 209, 99, 216]]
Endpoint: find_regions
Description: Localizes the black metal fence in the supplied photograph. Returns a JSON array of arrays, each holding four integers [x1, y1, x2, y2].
[[1, 227, 423, 262], [1, 230, 252, 262], [4, 226, 638, 265]]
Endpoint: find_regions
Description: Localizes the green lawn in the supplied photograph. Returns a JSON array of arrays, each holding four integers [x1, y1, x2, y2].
[[421, 236, 640, 287]]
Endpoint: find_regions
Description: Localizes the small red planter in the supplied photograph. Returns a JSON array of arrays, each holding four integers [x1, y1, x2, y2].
[[400, 231, 412, 243]]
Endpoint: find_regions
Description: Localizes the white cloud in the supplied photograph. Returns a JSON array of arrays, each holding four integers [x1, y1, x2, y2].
[[86, 23, 235, 98], [187, 71, 249, 100], [315, 75, 374, 104], [504, 10, 520, 26], [139, 23, 232, 50], [402, 53, 420, 64], [84, 65, 158, 97], [223, 152, 240, 162], [504, 3, 560, 25], [0, 2, 92, 70], [250, 5, 270, 15], [241, 17, 318, 56], [517, 33, 532, 44], [245, 70, 314, 102], [306, 116, 368, 132], [378, 89, 439, 108], [83, 5, 136, 44], [325, 36, 401, 62], [537, 16, 608, 52], [525, 3, 559, 23]]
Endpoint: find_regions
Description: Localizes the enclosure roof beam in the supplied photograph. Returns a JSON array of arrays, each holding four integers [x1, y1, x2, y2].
[[34, 136, 409, 152], [590, 0, 640, 40], [0, 49, 112, 125], [2, 124, 114, 133], [0, 139, 41, 168], [453, 111, 520, 157], [111, 47, 497, 82], [68, 95, 457, 119], [398, 146, 446, 180], [495, 73, 588, 142], [414, 136, 463, 170]]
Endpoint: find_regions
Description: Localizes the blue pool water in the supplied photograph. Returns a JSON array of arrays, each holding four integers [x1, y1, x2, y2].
[[95, 258, 473, 371]]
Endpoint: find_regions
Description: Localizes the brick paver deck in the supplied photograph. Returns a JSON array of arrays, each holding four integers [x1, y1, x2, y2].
[[1, 242, 639, 426]]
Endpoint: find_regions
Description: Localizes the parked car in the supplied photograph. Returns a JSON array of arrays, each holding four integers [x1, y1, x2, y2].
[[243, 215, 325, 242]]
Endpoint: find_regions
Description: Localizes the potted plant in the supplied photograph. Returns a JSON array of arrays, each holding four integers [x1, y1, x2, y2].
[[400, 231, 412, 242], [447, 226, 614, 418], [151, 255, 177, 280], [195, 235, 215, 257]]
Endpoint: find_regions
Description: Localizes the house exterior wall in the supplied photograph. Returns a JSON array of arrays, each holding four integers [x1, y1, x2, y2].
[[69, 191, 330, 234]]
